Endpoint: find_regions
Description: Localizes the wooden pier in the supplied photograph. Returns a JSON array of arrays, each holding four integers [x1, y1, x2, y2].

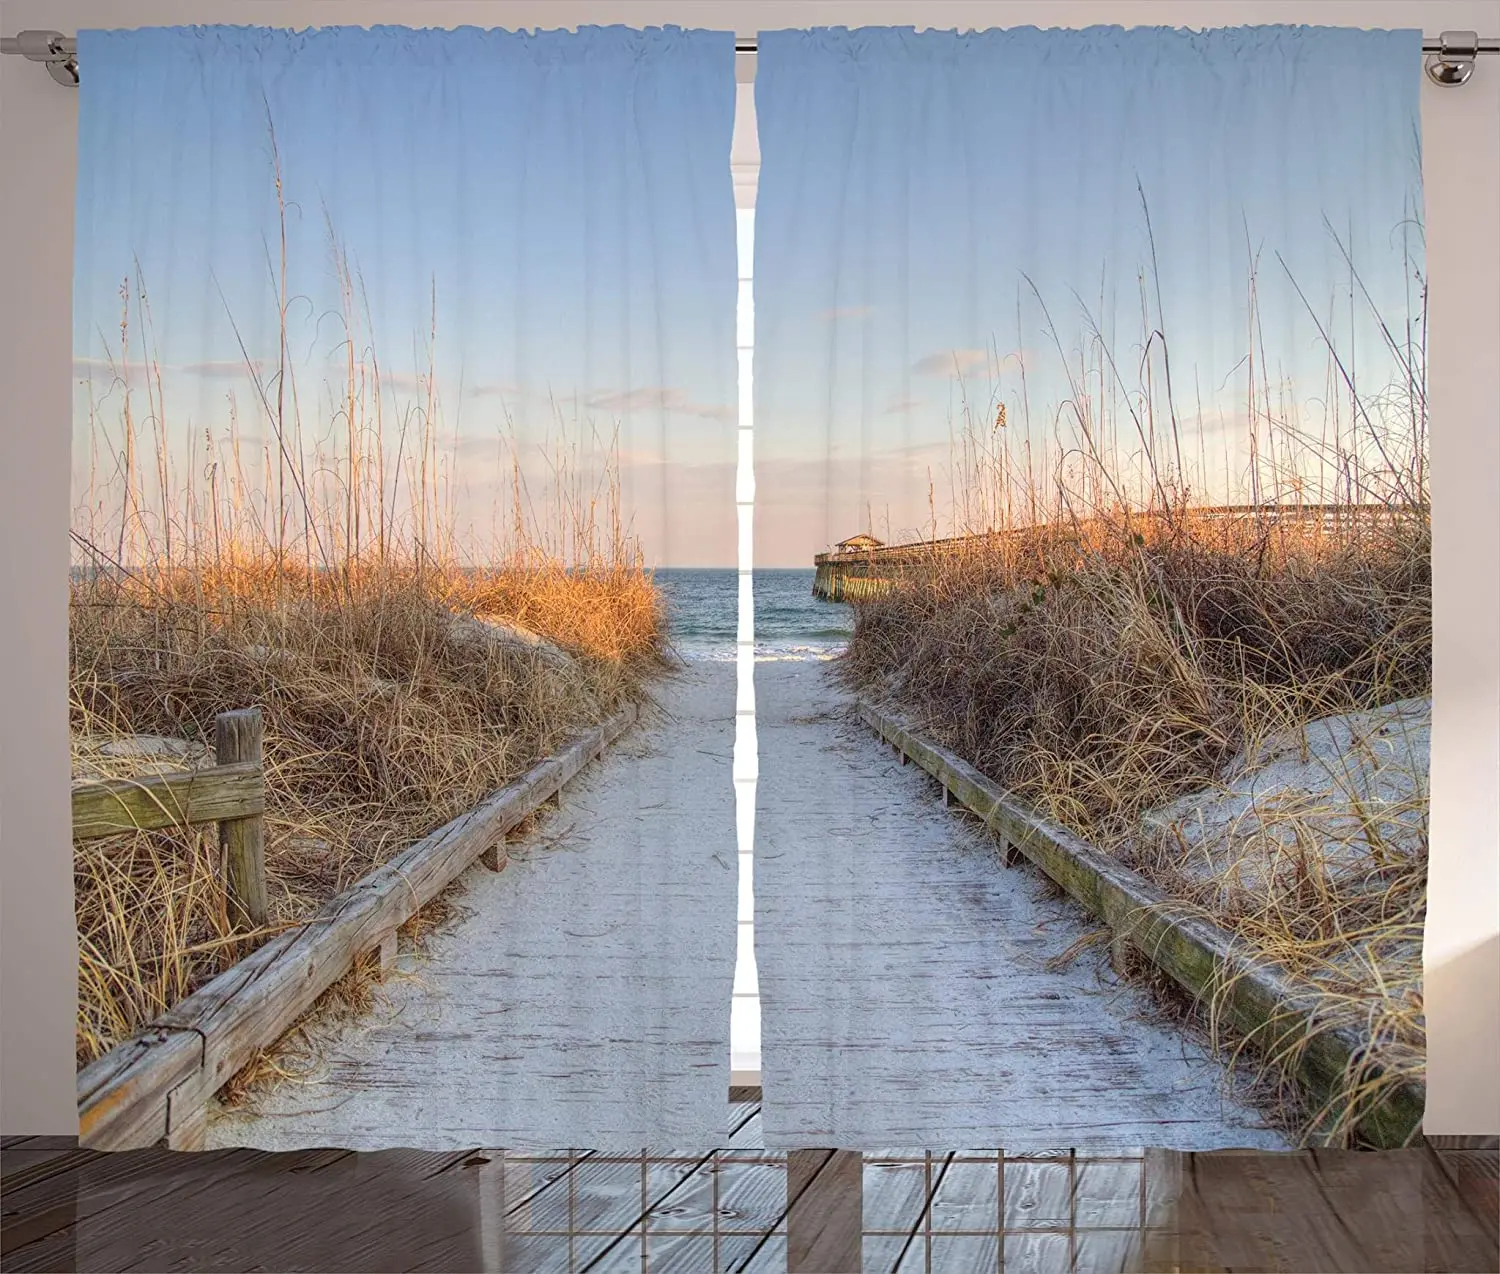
[[811, 504, 1409, 602], [812, 532, 965, 602]]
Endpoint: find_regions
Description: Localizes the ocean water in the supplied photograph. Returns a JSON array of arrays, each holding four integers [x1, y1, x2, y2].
[[753, 569, 855, 661], [654, 568, 854, 663]]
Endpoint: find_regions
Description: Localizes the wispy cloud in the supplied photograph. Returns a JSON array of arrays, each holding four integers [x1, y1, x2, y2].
[[179, 359, 264, 380], [346, 364, 466, 398], [465, 381, 525, 401], [587, 387, 735, 423], [912, 348, 992, 377], [450, 434, 513, 458], [819, 305, 877, 321], [882, 394, 925, 416], [72, 355, 164, 382], [73, 356, 127, 379], [376, 369, 431, 395], [73, 356, 268, 383]]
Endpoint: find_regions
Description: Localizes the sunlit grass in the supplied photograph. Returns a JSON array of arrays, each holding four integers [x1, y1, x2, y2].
[[841, 227, 1430, 1145]]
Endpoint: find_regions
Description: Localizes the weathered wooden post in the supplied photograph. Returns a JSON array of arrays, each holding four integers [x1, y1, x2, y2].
[[216, 707, 268, 928]]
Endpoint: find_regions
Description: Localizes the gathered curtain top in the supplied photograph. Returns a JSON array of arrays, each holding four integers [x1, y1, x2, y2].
[[756, 24, 1420, 69], [76, 24, 733, 69]]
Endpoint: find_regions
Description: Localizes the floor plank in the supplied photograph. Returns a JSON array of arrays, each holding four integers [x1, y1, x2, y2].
[[1002, 1232, 1072, 1272], [1426, 1145, 1500, 1235], [867, 1152, 949, 1273], [862, 1150, 941, 1240], [1003, 1155, 1076, 1231], [0, 1148, 92, 1196], [910, 1153, 1001, 1271], [1420, 1146, 1500, 1274], [1134, 1148, 1433, 1273], [648, 1151, 787, 1273], [731, 1232, 786, 1272], [860, 1233, 911, 1274], [787, 1149, 861, 1273], [485, 1151, 675, 1271], [60, 1145, 483, 1272]]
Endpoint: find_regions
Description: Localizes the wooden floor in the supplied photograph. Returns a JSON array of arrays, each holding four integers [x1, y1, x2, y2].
[[4, 1100, 1495, 1272]]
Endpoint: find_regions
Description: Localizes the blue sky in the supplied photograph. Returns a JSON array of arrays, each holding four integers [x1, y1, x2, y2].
[[72, 24, 739, 568], [71, 24, 1425, 573], [752, 25, 1425, 566]]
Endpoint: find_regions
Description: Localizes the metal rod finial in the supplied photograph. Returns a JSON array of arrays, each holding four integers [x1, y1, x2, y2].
[[1426, 31, 1480, 86], [0, 30, 78, 85]]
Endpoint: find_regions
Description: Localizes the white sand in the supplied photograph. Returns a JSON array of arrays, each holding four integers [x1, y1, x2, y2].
[[205, 662, 740, 1153], [1144, 696, 1430, 901], [753, 660, 1289, 1153]]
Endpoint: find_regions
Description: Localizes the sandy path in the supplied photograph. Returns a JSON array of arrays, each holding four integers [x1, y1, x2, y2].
[[753, 660, 1289, 1153], [207, 663, 740, 1153]]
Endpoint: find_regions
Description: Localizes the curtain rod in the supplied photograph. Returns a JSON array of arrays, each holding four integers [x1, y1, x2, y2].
[[5, 29, 1498, 87]]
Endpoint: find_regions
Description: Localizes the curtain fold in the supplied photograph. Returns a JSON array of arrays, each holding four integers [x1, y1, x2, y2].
[[70, 24, 739, 1155], [752, 24, 1429, 1153]]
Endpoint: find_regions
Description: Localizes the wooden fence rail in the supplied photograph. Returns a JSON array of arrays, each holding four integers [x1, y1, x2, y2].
[[75, 704, 637, 1152], [860, 700, 1427, 1150], [72, 708, 268, 927]]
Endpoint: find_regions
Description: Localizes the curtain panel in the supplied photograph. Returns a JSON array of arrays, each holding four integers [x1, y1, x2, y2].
[[70, 23, 740, 1155], [751, 24, 1428, 1153]]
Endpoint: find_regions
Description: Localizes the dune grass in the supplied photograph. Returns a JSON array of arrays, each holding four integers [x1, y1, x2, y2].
[[839, 243, 1430, 1145], [70, 557, 660, 1067], [70, 171, 666, 1066]]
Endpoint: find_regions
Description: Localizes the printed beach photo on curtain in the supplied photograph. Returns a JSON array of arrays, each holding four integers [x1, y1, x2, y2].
[[69, 25, 740, 1153], [752, 26, 1429, 1153]]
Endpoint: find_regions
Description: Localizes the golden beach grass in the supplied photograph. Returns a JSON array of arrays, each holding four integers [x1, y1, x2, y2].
[[841, 245, 1430, 1145], [70, 556, 662, 1066]]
